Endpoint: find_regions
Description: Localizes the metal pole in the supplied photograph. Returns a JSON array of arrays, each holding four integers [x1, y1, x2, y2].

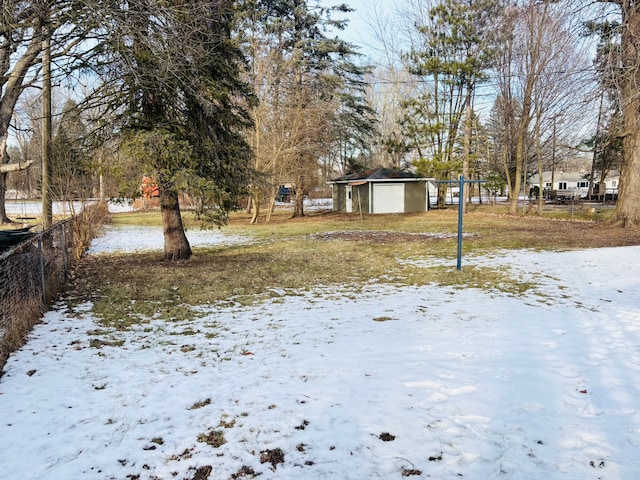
[[457, 175, 464, 270], [61, 224, 67, 279], [38, 235, 46, 305]]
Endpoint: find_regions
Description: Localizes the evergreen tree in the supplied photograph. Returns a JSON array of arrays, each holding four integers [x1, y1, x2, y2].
[[403, 0, 506, 208], [91, 0, 254, 259]]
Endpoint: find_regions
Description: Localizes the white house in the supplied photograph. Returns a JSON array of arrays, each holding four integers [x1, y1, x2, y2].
[[527, 171, 619, 200]]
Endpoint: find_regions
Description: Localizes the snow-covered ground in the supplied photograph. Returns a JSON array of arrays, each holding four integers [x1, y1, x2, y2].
[[1, 227, 639, 480], [87, 225, 252, 254], [3, 199, 105, 217]]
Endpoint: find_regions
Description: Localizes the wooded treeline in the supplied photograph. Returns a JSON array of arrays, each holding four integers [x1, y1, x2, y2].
[[1, 0, 639, 259]]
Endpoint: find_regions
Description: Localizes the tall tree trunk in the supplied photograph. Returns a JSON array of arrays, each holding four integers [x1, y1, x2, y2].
[[0, 27, 43, 224], [265, 187, 278, 223], [588, 96, 604, 200], [0, 172, 9, 223], [41, 20, 53, 230], [438, 183, 447, 208], [616, 131, 640, 225], [509, 70, 535, 214], [611, 3, 640, 226], [292, 175, 305, 218], [509, 125, 526, 214], [160, 187, 191, 261], [502, 133, 512, 205], [249, 194, 260, 224], [535, 106, 544, 215]]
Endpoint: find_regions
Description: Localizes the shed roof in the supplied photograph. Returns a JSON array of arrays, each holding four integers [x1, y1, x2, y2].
[[328, 167, 422, 184]]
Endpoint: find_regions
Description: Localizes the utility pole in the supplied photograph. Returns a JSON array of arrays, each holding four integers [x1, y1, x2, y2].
[[41, 18, 53, 230], [551, 116, 557, 198], [588, 94, 605, 201]]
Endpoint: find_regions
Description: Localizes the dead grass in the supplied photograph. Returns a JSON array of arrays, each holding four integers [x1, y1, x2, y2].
[[72, 201, 110, 260], [66, 207, 640, 328], [0, 298, 45, 374]]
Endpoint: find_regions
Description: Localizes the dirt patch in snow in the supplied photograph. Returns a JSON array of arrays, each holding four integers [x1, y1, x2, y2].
[[310, 231, 462, 243]]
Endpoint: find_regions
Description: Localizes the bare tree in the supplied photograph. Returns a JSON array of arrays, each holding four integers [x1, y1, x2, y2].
[[239, 0, 372, 221], [0, 2, 45, 222], [592, 0, 640, 225], [530, 6, 594, 213], [1, 0, 104, 222], [492, 2, 592, 214]]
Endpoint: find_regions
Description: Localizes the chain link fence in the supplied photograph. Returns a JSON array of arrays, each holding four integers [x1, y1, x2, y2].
[[0, 202, 108, 374]]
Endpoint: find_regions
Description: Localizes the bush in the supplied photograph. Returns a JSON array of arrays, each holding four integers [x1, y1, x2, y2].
[[72, 201, 110, 259]]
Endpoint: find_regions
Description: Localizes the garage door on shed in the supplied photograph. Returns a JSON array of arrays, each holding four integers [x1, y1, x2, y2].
[[372, 183, 404, 213]]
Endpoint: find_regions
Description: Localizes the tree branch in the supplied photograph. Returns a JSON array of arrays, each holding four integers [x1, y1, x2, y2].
[[0, 159, 34, 173]]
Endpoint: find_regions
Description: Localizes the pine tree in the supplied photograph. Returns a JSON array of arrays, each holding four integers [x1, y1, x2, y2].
[[91, 0, 255, 259], [404, 0, 506, 208]]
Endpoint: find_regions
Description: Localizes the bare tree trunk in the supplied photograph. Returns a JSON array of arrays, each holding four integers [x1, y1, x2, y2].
[[501, 135, 512, 205], [161, 188, 191, 261], [0, 160, 34, 173], [0, 26, 42, 223], [0, 172, 9, 223], [611, 4, 640, 226], [438, 183, 447, 208], [509, 50, 536, 215], [265, 187, 278, 223], [509, 125, 526, 214], [615, 129, 640, 225], [588, 96, 604, 200], [292, 176, 305, 218], [249, 195, 260, 224], [535, 105, 544, 215]]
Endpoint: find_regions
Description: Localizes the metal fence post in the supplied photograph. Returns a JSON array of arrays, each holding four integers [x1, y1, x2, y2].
[[61, 225, 67, 279], [457, 175, 465, 270], [38, 235, 46, 305]]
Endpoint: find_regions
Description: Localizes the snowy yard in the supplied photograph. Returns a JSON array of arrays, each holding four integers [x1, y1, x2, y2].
[[0, 225, 639, 479]]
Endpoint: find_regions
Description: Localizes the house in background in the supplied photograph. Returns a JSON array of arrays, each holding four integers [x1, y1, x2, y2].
[[527, 171, 620, 201], [328, 168, 435, 214]]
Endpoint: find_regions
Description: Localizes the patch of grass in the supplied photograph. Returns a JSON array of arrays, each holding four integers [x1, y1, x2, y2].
[[189, 398, 211, 410], [89, 337, 125, 348], [110, 211, 163, 227], [260, 448, 285, 469], [68, 208, 640, 328], [411, 265, 537, 296], [197, 430, 226, 448], [219, 416, 236, 428]]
